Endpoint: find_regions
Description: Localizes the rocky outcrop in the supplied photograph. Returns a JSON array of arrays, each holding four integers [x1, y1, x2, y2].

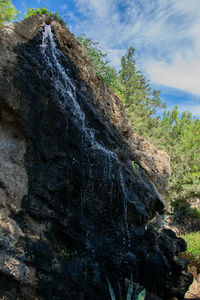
[[0, 15, 192, 300]]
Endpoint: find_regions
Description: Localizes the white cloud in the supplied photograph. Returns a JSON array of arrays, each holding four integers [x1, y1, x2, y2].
[[147, 55, 200, 96], [20, 1, 27, 8], [106, 48, 126, 70], [69, 0, 200, 101], [60, 4, 68, 12], [142, 0, 200, 97], [177, 104, 200, 115], [162, 102, 200, 116]]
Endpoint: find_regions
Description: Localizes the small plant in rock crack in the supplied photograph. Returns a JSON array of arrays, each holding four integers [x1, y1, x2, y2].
[[107, 274, 146, 300], [60, 249, 77, 261], [130, 161, 139, 171]]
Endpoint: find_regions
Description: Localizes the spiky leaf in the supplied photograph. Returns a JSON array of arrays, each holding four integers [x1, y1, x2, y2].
[[107, 278, 116, 300], [137, 289, 146, 300], [126, 274, 134, 300]]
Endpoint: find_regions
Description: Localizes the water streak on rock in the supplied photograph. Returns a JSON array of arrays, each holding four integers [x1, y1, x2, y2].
[[40, 24, 130, 237]]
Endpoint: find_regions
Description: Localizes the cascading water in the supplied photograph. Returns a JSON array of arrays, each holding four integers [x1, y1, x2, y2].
[[41, 25, 117, 158], [41, 25, 85, 126], [40, 24, 131, 245]]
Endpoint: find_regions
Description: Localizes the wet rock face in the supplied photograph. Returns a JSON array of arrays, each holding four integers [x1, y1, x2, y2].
[[52, 20, 171, 196], [0, 16, 192, 300]]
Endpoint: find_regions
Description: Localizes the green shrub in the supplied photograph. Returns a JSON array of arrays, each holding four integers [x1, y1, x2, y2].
[[181, 232, 200, 272], [23, 7, 65, 25], [77, 35, 122, 93], [130, 161, 139, 171], [171, 199, 192, 222], [192, 208, 200, 219], [171, 198, 200, 223]]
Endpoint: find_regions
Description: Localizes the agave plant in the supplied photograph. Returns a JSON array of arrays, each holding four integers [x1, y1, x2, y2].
[[107, 274, 146, 300]]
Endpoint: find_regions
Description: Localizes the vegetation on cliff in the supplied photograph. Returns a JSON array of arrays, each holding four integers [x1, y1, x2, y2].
[[77, 35, 119, 90], [0, 0, 19, 26], [23, 7, 65, 24]]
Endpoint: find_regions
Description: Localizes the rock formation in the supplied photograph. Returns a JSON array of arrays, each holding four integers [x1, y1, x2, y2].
[[0, 15, 192, 300]]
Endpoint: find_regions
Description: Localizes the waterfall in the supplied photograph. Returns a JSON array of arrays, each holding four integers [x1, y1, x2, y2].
[[41, 25, 118, 158], [41, 25, 85, 126], [40, 24, 131, 244]]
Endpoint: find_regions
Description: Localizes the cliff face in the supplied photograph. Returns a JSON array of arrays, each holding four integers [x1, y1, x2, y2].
[[51, 19, 171, 196], [0, 15, 192, 300]]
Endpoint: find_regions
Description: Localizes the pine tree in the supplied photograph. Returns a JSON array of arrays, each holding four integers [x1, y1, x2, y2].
[[119, 47, 165, 136], [150, 106, 200, 217]]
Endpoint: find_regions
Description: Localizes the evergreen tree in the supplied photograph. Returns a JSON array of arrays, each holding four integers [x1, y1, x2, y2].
[[119, 48, 200, 218], [0, 0, 19, 27], [119, 47, 165, 136], [150, 106, 200, 218]]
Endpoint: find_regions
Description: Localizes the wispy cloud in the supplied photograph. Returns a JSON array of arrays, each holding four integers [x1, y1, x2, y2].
[[68, 0, 200, 100], [156, 86, 200, 115], [60, 4, 68, 11], [147, 55, 200, 96], [176, 104, 200, 115]]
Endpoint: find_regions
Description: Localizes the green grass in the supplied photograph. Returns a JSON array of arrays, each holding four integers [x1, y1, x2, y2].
[[192, 208, 200, 219], [181, 232, 200, 272], [183, 232, 200, 256]]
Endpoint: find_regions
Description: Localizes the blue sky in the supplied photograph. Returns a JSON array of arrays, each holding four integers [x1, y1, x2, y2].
[[12, 0, 200, 116]]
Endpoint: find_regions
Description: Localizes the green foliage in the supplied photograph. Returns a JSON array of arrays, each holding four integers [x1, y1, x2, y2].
[[193, 209, 200, 219], [59, 247, 77, 262], [149, 106, 200, 217], [107, 274, 146, 300], [107, 278, 116, 300], [171, 199, 192, 222], [23, 7, 65, 24], [118, 47, 200, 218], [181, 232, 200, 272], [130, 161, 139, 171], [0, 0, 19, 26], [171, 200, 200, 222], [77, 35, 122, 93], [119, 47, 166, 136], [137, 289, 146, 300], [184, 232, 200, 256], [77, 39, 164, 135], [126, 273, 134, 300]]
